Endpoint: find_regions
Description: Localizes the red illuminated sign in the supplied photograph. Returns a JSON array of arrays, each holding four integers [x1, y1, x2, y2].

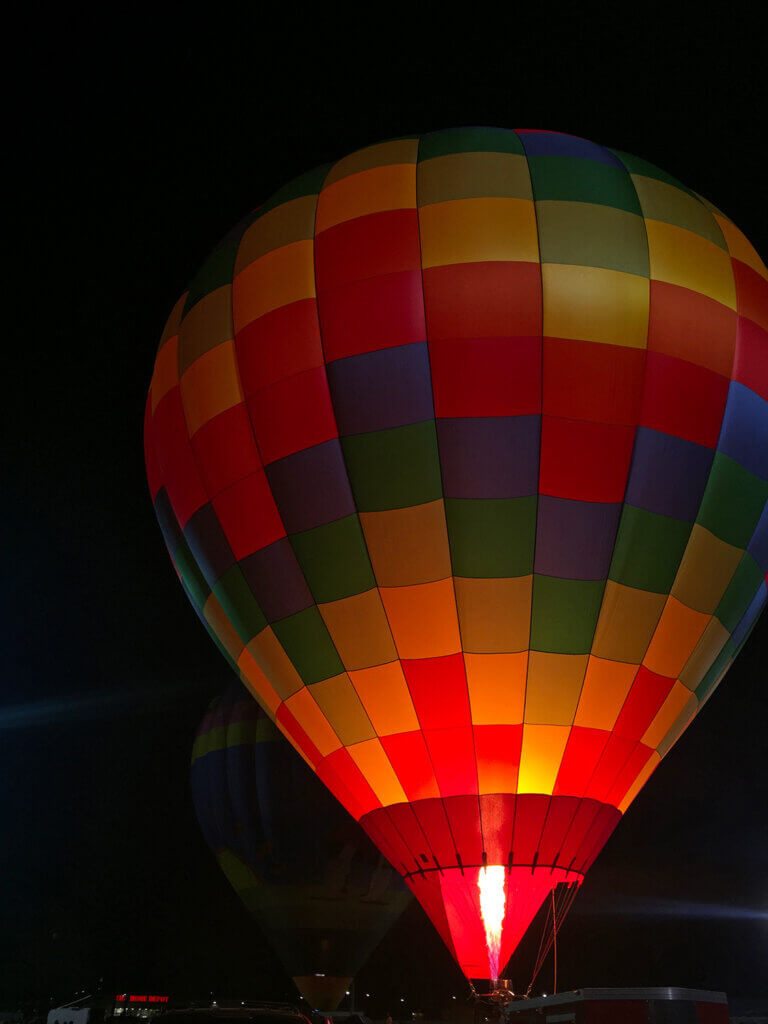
[[114, 996, 169, 1005]]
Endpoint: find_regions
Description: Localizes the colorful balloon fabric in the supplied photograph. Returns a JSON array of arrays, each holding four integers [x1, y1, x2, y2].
[[191, 684, 409, 1010], [146, 128, 768, 982]]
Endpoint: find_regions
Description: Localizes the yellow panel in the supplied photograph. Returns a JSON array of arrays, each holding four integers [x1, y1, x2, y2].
[[235, 195, 318, 272], [643, 598, 711, 678], [232, 240, 316, 331], [698, 661, 730, 709], [618, 751, 660, 814], [360, 501, 452, 587], [150, 334, 179, 413], [318, 589, 397, 671], [178, 286, 233, 373], [315, 164, 417, 232], [591, 582, 666, 663], [574, 656, 638, 731], [237, 647, 282, 714], [641, 680, 693, 749], [517, 725, 570, 795], [379, 578, 462, 660], [645, 220, 736, 309], [202, 593, 244, 662], [309, 673, 376, 746], [417, 151, 534, 205], [180, 340, 242, 436], [714, 214, 768, 281], [246, 628, 304, 700], [542, 264, 649, 348], [349, 661, 420, 736], [454, 576, 532, 654], [671, 524, 743, 614], [524, 652, 588, 726], [284, 687, 342, 757], [679, 616, 731, 689], [464, 652, 528, 725], [418, 198, 539, 268], [347, 738, 407, 807], [323, 139, 419, 186]]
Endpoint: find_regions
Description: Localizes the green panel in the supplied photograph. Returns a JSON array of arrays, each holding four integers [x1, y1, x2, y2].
[[609, 505, 692, 594], [714, 553, 765, 632], [530, 575, 606, 654], [290, 514, 376, 603], [527, 156, 642, 214], [213, 565, 268, 643], [631, 175, 726, 248], [341, 421, 443, 512], [419, 127, 524, 161], [191, 725, 227, 761], [272, 606, 344, 684], [536, 201, 649, 276], [697, 453, 768, 549], [694, 638, 736, 702], [257, 163, 333, 217], [174, 540, 210, 610], [610, 149, 697, 197], [445, 497, 536, 577]]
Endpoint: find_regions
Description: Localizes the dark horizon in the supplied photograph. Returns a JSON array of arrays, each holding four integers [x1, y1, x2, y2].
[[4, 9, 767, 1011]]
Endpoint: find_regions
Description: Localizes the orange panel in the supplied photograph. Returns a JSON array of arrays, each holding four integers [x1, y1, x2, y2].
[[245, 627, 304, 700], [235, 195, 317, 271], [284, 687, 343, 758], [643, 597, 711, 678], [180, 340, 242, 436], [318, 589, 397, 671], [641, 680, 694, 749], [464, 652, 528, 725], [347, 738, 407, 806], [715, 215, 768, 281], [379, 578, 462, 659], [348, 661, 420, 736], [309, 673, 376, 746], [418, 198, 539, 267], [233, 240, 316, 330], [324, 139, 419, 186], [517, 724, 570, 795], [202, 593, 244, 663], [315, 164, 417, 232], [454, 576, 532, 654], [646, 220, 736, 309], [237, 647, 283, 714], [150, 334, 179, 413], [524, 652, 588, 725], [574, 656, 638, 731], [360, 501, 452, 587]]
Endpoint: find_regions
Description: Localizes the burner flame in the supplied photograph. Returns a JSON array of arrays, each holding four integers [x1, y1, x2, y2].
[[478, 865, 506, 983]]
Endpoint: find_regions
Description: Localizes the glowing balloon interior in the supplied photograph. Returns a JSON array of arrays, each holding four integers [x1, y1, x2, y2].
[[145, 128, 768, 981]]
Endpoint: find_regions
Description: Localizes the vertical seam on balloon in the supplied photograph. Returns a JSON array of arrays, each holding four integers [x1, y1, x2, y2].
[[226, 197, 347, 749], [414, 131, 481, 865]]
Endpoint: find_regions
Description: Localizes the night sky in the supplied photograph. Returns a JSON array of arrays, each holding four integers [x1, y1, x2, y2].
[[4, 8, 767, 1011]]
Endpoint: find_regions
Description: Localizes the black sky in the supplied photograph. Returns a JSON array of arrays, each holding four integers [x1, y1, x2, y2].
[[4, 7, 767, 1010]]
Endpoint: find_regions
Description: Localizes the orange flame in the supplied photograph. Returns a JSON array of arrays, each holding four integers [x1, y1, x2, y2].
[[478, 865, 506, 982]]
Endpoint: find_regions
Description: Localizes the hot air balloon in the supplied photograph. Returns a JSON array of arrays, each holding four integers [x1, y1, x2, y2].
[[145, 128, 768, 985], [191, 683, 410, 1009]]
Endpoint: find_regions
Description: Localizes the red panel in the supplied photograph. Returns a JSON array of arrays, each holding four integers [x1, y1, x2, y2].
[[144, 397, 162, 500], [478, 794, 517, 864], [613, 666, 674, 741], [536, 795, 580, 865], [236, 298, 324, 394], [695, 1001, 730, 1023], [422, 262, 541, 340], [543, 338, 646, 425], [605, 742, 654, 807], [554, 727, 611, 796], [384, 801, 435, 867], [510, 793, 550, 865], [473, 724, 523, 792], [648, 280, 737, 377], [315, 210, 422, 291], [557, 798, 602, 868], [424, 726, 479, 797], [405, 871, 456, 961], [410, 797, 457, 865], [381, 730, 439, 802], [191, 403, 262, 498], [733, 316, 768, 401], [733, 259, 768, 332], [316, 746, 381, 819], [430, 336, 541, 417], [317, 269, 426, 360], [640, 351, 729, 449], [211, 469, 285, 559], [359, 809, 413, 872], [151, 389, 208, 527], [247, 366, 338, 464], [587, 1002, 647, 1024], [275, 704, 323, 767], [402, 653, 472, 730], [444, 794, 484, 865], [539, 415, 636, 502], [578, 803, 622, 872], [584, 734, 636, 804]]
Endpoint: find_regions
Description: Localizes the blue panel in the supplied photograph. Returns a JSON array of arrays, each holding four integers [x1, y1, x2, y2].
[[519, 131, 623, 166], [625, 427, 715, 521], [184, 503, 236, 585], [718, 381, 768, 480], [747, 501, 768, 572]]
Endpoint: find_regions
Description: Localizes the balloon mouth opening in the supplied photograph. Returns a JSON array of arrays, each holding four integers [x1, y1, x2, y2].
[[478, 865, 506, 984]]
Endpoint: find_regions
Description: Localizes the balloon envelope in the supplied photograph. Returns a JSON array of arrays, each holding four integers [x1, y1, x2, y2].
[[191, 684, 410, 1008], [146, 128, 768, 981]]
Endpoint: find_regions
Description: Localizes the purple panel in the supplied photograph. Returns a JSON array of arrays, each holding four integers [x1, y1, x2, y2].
[[184, 502, 235, 585], [437, 415, 541, 498], [326, 341, 435, 434], [265, 439, 356, 534], [718, 381, 768, 481], [747, 501, 768, 573], [624, 427, 714, 522], [240, 538, 314, 622], [518, 131, 623, 166], [534, 496, 621, 580]]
